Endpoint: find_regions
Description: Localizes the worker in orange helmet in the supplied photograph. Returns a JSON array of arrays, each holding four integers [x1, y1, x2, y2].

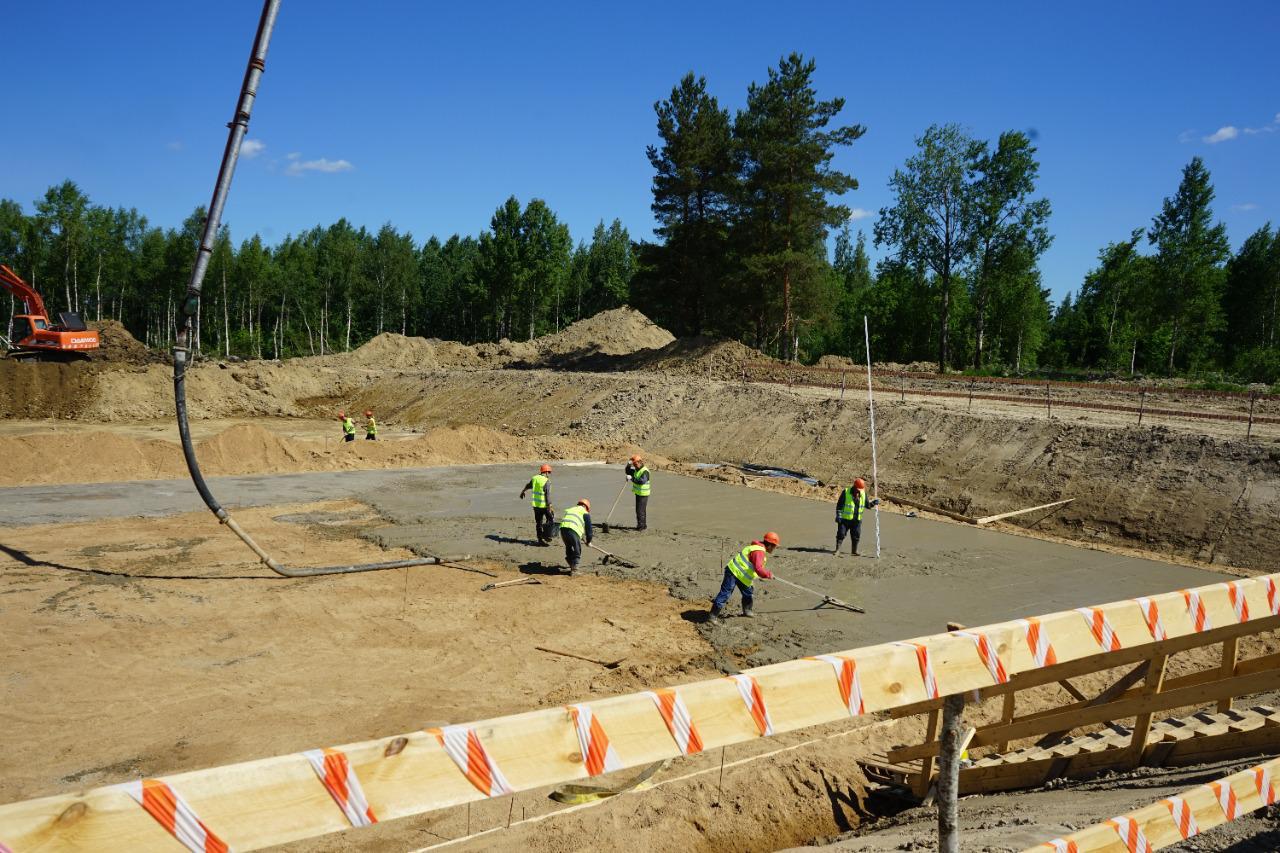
[[338, 411, 356, 442], [835, 477, 879, 556], [519, 464, 555, 545], [624, 453, 651, 531], [363, 409, 378, 441], [558, 498, 593, 575], [709, 532, 778, 620]]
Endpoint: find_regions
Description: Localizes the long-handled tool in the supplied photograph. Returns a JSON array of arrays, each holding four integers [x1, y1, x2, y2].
[[771, 574, 864, 613], [587, 542, 638, 569], [600, 481, 629, 533], [480, 577, 542, 592], [534, 645, 626, 669]]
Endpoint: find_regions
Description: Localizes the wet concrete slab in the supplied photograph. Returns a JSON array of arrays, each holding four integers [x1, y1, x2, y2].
[[0, 463, 1224, 664]]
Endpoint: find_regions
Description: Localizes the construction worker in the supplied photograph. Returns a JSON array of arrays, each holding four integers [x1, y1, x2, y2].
[[835, 478, 880, 556], [624, 454, 650, 530], [364, 409, 378, 441], [519, 464, 556, 545], [709, 532, 779, 620], [559, 498, 593, 575], [339, 411, 356, 443]]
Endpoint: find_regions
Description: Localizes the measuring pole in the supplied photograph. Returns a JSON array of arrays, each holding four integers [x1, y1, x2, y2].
[[864, 316, 881, 558]]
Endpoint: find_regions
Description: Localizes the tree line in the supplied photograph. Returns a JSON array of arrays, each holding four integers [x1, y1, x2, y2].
[[0, 184, 632, 359], [2, 52, 1276, 383]]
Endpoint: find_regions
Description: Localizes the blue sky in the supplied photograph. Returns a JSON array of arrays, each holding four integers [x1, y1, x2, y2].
[[5, 1, 1277, 303]]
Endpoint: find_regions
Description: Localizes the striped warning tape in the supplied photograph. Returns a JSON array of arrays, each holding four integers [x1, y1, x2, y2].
[[1024, 756, 1280, 851], [567, 704, 622, 777], [1267, 577, 1279, 616], [1017, 616, 1058, 667], [729, 674, 774, 736], [955, 630, 1008, 684], [1075, 606, 1122, 651], [894, 641, 940, 699], [117, 779, 230, 853], [646, 688, 703, 755], [302, 748, 376, 828], [1133, 596, 1167, 641], [1226, 581, 1251, 624], [811, 654, 865, 715], [427, 725, 513, 797], [1181, 588, 1211, 632]]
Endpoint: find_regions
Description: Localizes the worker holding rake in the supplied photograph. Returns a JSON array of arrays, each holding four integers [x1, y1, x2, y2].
[[624, 454, 650, 530], [709, 532, 778, 620], [835, 478, 879, 556], [519, 464, 556, 545], [363, 409, 378, 440], [338, 411, 356, 443], [559, 498, 593, 575]]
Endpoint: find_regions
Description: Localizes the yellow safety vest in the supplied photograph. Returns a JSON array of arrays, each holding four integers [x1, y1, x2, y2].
[[342, 417, 356, 436], [560, 505, 587, 538], [365, 417, 378, 436], [839, 487, 866, 522], [727, 543, 766, 588], [530, 474, 549, 508], [631, 466, 651, 497]]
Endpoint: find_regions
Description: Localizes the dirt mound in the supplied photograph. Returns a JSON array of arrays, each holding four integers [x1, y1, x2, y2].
[[528, 307, 675, 364], [633, 336, 772, 378], [88, 320, 164, 365], [348, 333, 440, 370], [0, 360, 101, 419], [195, 423, 311, 474], [0, 431, 185, 485]]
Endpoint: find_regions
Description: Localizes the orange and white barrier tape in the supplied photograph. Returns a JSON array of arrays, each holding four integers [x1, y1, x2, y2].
[[894, 641, 940, 699], [811, 654, 865, 715], [646, 688, 703, 755], [1024, 756, 1280, 851], [1075, 606, 1122, 651], [427, 726, 513, 797], [729, 674, 774, 736], [1161, 795, 1197, 839], [955, 630, 1008, 684], [1107, 816, 1152, 853], [1266, 577, 1279, 616], [1133, 596, 1167, 642], [1181, 588, 1211, 632], [117, 779, 230, 853], [1226, 581, 1250, 623], [567, 704, 622, 777], [302, 748, 376, 828], [1017, 616, 1058, 667], [1254, 765, 1276, 805]]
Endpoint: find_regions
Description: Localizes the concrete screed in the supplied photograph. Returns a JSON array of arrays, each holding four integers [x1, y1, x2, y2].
[[4, 461, 1221, 665]]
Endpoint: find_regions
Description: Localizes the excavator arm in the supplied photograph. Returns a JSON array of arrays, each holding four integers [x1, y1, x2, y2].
[[0, 264, 47, 317]]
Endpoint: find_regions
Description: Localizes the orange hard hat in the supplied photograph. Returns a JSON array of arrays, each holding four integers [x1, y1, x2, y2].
[[762, 531, 780, 546], [540, 464, 552, 473], [854, 478, 866, 490], [630, 454, 642, 464], [578, 498, 591, 511], [337, 411, 346, 419], [364, 410, 373, 417]]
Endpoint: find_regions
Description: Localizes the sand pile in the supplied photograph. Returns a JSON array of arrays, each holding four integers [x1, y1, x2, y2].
[[632, 336, 772, 378], [87, 320, 164, 365], [195, 423, 310, 474], [1, 431, 186, 485], [348, 333, 440, 370], [526, 307, 675, 364]]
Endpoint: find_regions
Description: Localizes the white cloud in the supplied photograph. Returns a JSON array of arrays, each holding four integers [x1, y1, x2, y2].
[[241, 139, 266, 158], [1203, 126, 1239, 144], [286, 152, 300, 160], [1232, 202, 1259, 212], [285, 157, 354, 176], [166, 140, 184, 151], [847, 207, 873, 221]]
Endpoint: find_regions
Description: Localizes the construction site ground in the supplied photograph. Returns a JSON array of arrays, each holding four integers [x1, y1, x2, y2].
[[1, 310, 1278, 851]]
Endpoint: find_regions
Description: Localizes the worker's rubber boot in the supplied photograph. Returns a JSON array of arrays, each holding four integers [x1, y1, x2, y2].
[[709, 604, 725, 621], [741, 603, 755, 619], [566, 563, 577, 577]]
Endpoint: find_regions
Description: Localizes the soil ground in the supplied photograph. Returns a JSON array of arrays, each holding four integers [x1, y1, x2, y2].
[[1, 310, 1277, 851]]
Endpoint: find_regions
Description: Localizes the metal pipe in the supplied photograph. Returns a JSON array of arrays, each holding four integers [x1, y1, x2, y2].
[[169, 1, 443, 578]]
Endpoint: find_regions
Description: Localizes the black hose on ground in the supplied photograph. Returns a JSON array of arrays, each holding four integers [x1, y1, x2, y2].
[[170, 0, 441, 578]]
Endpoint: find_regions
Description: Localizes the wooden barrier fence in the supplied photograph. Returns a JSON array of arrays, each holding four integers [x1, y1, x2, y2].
[[1, 574, 1277, 851]]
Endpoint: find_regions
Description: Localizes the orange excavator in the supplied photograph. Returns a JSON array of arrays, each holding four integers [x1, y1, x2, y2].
[[0, 263, 99, 359]]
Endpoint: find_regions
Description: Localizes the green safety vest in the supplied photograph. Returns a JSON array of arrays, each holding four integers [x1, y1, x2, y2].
[[631, 466, 651, 497], [342, 417, 356, 436], [839, 487, 867, 522], [366, 417, 378, 436], [726, 543, 766, 588], [530, 473, 549, 508], [560, 505, 587, 538]]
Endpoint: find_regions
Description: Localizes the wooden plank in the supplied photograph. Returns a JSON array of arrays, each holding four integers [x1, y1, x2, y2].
[[1127, 652, 1168, 766], [996, 691, 1016, 753], [1020, 756, 1280, 851], [1034, 661, 1151, 749], [889, 613, 1280, 719], [975, 499, 1074, 525], [914, 709, 941, 798], [1218, 636, 1240, 713], [890, 667, 1280, 763], [2, 573, 1276, 852]]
